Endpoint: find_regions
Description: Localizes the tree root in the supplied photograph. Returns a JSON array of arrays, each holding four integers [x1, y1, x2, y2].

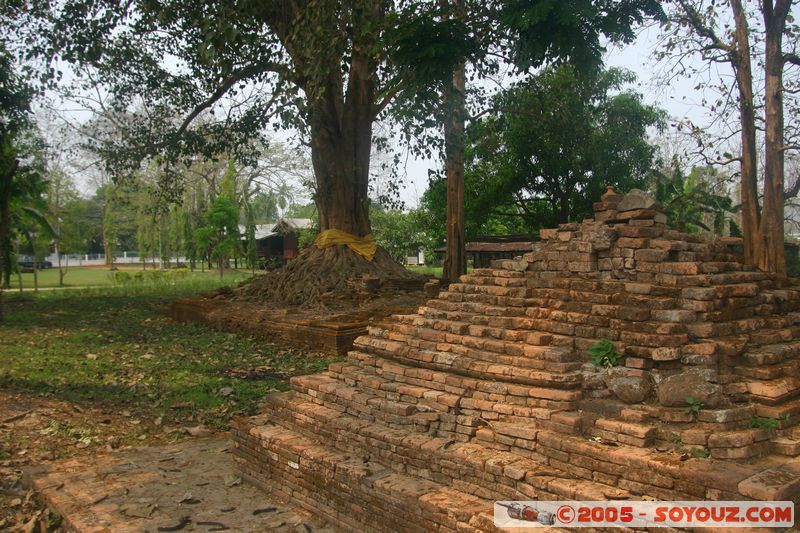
[[234, 245, 426, 310]]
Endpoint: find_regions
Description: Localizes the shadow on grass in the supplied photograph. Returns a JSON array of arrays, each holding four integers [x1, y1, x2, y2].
[[1, 281, 339, 427]]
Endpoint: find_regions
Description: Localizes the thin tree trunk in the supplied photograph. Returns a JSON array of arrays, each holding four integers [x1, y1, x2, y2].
[[731, 0, 763, 269], [557, 194, 571, 225], [0, 159, 18, 291], [761, 0, 790, 277], [56, 243, 65, 286], [443, 62, 467, 284]]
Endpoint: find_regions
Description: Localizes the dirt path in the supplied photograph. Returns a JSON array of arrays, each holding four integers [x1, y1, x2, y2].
[[0, 392, 192, 531], [26, 436, 331, 533]]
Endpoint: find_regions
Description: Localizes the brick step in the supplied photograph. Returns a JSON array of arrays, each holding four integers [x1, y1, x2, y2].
[[339, 354, 581, 414], [353, 335, 583, 389], [290, 373, 435, 432], [770, 437, 800, 457], [587, 418, 657, 448], [468, 268, 526, 279], [635, 261, 740, 276], [371, 322, 581, 365], [679, 283, 762, 301], [231, 419, 496, 533], [260, 394, 532, 470], [247, 397, 798, 503], [692, 252, 746, 263], [526, 288, 678, 310], [736, 338, 800, 364], [734, 361, 800, 380], [447, 278, 527, 293], [744, 377, 800, 405], [684, 317, 800, 340], [463, 274, 528, 288], [489, 259, 530, 271], [245, 397, 627, 504], [439, 290, 531, 310], [754, 396, 800, 422], [424, 298, 528, 319], [701, 271, 774, 284], [301, 360, 581, 431]]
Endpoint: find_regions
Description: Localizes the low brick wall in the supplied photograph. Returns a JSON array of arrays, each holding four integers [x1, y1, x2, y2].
[[166, 297, 369, 354]]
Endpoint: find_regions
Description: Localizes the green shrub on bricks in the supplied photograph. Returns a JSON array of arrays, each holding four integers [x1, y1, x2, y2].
[[588, 339, 621, 369]]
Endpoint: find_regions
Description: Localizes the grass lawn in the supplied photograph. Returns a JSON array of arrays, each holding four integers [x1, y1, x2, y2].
[[407, 264, 474, 277], [1, 276, 342, 529], [1, 278, 340, 432], [407, 264, 443, 277], [9, 265, 251, 289]]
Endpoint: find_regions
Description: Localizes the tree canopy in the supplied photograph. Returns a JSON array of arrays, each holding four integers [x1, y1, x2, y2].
[[424, 64, 665, 238]]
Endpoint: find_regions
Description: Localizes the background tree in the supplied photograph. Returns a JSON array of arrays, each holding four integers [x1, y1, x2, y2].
[[370, 206, 426, 264], [194, 196, 241, 280], [425, 64, 664, 234], [0, 43, 51, 314], [387, 0, 664, 282], [652, 161, 735, 234], [44, 165, 80, 285], [10, 0, 418, 293], [659, 0, 800, 275]]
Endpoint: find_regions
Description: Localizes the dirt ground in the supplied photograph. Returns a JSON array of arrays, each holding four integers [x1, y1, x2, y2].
[[0, 391, 211, 532]]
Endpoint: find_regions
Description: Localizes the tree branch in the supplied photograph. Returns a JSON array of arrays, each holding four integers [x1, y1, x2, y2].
[[674, 0, 734, 54], [785, 176, 800, 199], [785, 53, 800, 67], [175, 66, 267, 137]]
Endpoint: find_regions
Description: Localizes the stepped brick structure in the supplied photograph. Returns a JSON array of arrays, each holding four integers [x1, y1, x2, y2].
[[232, 188, 800, 532]]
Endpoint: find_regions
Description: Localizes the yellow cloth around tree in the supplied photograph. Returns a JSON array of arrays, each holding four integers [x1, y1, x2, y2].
[[314, 229, 377, 261]]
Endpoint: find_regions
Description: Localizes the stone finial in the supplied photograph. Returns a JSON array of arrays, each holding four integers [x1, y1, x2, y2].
[[602, 186, 618, 200], [593, 186, 623, 221]]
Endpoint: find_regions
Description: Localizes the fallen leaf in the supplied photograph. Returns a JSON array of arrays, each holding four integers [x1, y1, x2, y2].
[[183, 425, 212, 437], [120, 503, 155, 518], [85, 354, 98, 360], [224, 475, 241, 487], [178, 492, 201, 504]]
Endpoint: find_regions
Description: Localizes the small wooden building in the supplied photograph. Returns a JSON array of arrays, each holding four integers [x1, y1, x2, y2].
[[244, 218, 313, 266], [436, 234, 540, 268]]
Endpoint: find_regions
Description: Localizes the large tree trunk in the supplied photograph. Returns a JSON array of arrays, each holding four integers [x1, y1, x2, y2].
[[309, 63, 372, 236], [442, 61, 467, 284], [761, 0, 791, 277], [238, 2, 425, 308], [731, 0, 763, 270]]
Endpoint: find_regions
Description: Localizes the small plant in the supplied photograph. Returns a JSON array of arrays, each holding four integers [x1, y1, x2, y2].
[[750, 416, 780, 433], [588, 339, 621, 369], [690, 447, 711, 458], [685, 396, 704, 415]]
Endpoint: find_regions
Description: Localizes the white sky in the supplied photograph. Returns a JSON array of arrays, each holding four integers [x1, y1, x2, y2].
[[45, 19, 763, 208], [395, 24, 713, 209]]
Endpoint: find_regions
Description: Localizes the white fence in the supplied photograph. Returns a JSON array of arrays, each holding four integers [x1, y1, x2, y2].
[[43, 252, 187, 267]]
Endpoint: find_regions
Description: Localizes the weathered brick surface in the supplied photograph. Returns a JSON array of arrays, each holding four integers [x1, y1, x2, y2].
[[232, 188, 800, 531]]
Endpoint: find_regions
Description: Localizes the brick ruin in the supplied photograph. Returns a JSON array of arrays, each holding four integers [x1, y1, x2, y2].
[[232, 188, 800, 532]]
